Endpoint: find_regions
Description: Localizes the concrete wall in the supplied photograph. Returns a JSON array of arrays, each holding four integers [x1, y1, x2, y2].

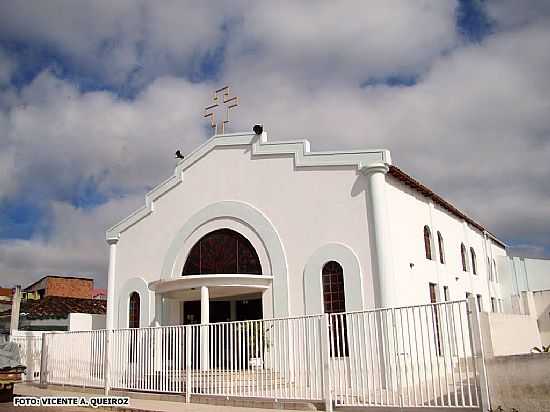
[[68, 313, 106, 331], [487, 353, 550, 412], [499, 256, 550, 312], [533, 289, 550, 346], [480, 311, 542, 357]]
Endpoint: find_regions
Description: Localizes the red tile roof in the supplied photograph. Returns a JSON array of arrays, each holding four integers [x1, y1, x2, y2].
[[387, 165, 505, 247], [0, 296, 106, 320]]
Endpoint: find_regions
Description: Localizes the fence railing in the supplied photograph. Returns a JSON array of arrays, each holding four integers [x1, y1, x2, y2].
[[329, 300, 479, 407], [45, 330, 106, 388], [40, 299, 485, 410], [10, 333, 43, 382]]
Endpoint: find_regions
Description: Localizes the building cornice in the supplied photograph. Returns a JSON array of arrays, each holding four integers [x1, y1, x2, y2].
[[106, 131, 391, 241]]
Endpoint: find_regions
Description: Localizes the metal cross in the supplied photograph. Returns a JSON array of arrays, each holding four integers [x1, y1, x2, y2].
[[204, 86, 239, 135]]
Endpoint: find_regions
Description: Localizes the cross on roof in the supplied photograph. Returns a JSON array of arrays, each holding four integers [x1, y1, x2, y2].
[[203, 86, 239, 135]]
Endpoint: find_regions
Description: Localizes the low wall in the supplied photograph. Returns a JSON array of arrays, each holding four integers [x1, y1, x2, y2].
[[68, 313, 106, 331], [487, 353, 550, 412], [480, 312, 542, 357]]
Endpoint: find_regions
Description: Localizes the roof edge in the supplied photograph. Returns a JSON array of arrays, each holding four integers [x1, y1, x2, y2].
[[387, 165, 507, 248], [106, 131, 391, 241]]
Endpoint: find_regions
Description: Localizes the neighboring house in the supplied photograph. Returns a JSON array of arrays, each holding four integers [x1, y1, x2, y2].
[[105, 128, 507, 330], [92, 288, 107, 300], [0, 288, 12, 303], [23, 275, 94, 299], [1, 296, 106, 331], [0, 276, 106, 332]]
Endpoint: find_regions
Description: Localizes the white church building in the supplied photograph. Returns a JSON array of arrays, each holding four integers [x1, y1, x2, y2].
[[104, 125, 507, 331]]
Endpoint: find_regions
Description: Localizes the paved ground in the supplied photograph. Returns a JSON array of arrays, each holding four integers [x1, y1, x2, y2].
[[9, 384, 299, 412]]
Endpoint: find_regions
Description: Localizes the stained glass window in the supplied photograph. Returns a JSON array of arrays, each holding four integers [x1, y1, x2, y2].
[[182, 229, 262, 275], [129, 292, 140, 328]]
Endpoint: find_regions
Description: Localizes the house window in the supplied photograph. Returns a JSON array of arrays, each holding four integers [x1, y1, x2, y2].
[[322, 261, 348, 356], [487, 257, 492, 281], [424, 226, 433, 260], [129, 292, 140, 328], [470, 248, 477, 275], [491, 297, 497, 313], [437, 231, 445, 264], [493, 259, 498, 282], [476, 294, 483, 312], [461, 243, 468, 272]]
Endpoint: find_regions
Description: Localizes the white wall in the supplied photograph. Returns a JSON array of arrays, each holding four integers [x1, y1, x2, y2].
[[385, 175, 506, 310], [533, 290, 550, 346], [68, 313, 106, 331], [480, 312, 542, 357], [113, 143, 376, 327], [498, 256, 550, 313]]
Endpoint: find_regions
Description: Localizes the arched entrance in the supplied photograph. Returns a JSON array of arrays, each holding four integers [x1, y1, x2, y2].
[[151, 227, 272, 328], [182, 229, 262, 276], [181, 229, 264, 324]]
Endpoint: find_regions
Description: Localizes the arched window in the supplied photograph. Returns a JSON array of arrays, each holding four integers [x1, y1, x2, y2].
[[322, 261, 346, 313], [129, 292, 140, 328], [493, 259, 498, 282], [182, 229, 262, 275], [470, 247, 477, 275], [487, 257, 492, 280], [322, 261, 348, 356], [424, 226, 433, 260], [461, 243, 468, 272], [437, 231, 445, 264]]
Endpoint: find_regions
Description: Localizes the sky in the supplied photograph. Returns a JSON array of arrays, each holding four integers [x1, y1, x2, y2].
[[0, 0, 549, 289]]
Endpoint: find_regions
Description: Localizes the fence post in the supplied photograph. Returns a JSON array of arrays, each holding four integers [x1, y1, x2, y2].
[[185, 326, 191, 403], [104, 329, 112, 396], [39, 334, 48, 386], [319, 314, 333, 412], [467, 296, 490, 411]]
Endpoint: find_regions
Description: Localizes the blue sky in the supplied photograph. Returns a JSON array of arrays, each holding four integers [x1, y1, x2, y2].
[[1, 0, 549, 288]]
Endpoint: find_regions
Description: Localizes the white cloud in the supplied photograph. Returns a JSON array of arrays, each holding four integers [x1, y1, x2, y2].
[[0, 1, 232, 86], [0, 195, 142, 288], [0, 49, 16, 86], [1, 71, 212, 202], [1, 1, 550, 289]]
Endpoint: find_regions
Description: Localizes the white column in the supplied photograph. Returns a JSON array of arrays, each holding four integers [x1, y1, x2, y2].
[[200, 286, 209, 371], [105, 239, 118, 331], [10, 285, 21, 333], [104, 238, 118, 395], [362, 163, 393, 308]]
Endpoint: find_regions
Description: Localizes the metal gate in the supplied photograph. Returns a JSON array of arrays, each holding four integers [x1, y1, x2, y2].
[[329, 299, 484, 408]]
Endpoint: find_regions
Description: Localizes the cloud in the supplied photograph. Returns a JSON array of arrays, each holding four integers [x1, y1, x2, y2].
[[0, 48, 16, 86], [1, 71, 212, 202], [0, 1, 232, 86], [1, 1, 550, 290], [0, 195, 142, 288]]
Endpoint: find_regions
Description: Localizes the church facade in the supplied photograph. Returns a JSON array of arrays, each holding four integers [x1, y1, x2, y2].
[[105, 130, 506, 330]]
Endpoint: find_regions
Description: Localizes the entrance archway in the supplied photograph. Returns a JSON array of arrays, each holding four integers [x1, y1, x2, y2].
[[181, 228, 264, 325], [182, 229, 262, 276]]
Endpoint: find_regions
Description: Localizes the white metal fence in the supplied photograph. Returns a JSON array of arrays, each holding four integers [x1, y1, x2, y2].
[[329, 300, 479, 407], [40, 299, 486, 410], [10, 332, 43, 382], [45, 330, 106, 388]]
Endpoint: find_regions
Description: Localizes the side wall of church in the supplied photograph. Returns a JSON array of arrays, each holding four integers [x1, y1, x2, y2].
[[112, 145, 378, 327], [385, 175, 506, 310]]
